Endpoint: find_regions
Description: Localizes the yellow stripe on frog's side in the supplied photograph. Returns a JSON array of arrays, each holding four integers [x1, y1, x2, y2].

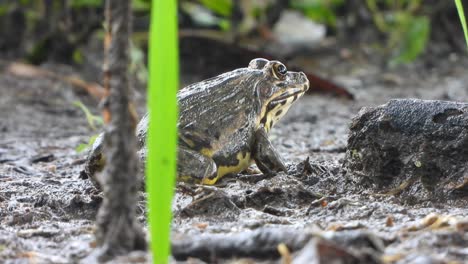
[[202, 152, 252, 185]]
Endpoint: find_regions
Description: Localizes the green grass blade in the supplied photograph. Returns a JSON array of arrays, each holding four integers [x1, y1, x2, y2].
[[455, 0, 468, 48], [146, 0, 179, 263]]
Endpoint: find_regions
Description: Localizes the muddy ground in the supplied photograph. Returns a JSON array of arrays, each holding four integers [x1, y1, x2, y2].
[[0, 47, 467, 263]]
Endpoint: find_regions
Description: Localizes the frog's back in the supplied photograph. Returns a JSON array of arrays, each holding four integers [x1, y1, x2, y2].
[[177, 69, 260, 151]]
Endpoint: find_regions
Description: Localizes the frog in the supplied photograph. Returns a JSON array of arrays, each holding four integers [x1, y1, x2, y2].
[[82, 58, 309, 188]]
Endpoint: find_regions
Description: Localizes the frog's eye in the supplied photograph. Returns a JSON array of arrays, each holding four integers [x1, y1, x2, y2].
[[272, 63, 287, 79], [277, 65, 287, 75]]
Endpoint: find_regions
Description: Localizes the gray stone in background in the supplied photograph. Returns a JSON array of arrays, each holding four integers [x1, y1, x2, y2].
[[344, 99, 468, 201]]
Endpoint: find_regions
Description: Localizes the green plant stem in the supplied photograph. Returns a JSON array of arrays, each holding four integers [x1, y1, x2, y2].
[[146, 0, 179, 263], [455, 0, 468, 48]]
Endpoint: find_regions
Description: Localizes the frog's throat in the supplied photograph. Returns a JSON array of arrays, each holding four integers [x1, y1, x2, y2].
[[258, 90, 305, 133], [270, 88, 304, 103]]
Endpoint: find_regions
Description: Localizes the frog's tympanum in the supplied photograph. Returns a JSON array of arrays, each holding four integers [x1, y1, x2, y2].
[[83, 58, 309, 187]]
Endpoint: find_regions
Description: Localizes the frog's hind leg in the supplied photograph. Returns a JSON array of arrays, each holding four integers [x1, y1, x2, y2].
[[178, 146, 218, 185]]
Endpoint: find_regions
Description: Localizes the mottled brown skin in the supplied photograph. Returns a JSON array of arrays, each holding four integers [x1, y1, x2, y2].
[[84, 58, 309, 187]]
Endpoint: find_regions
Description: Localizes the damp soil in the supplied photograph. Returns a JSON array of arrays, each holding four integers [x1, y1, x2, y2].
[[0, 50, 467, 263]]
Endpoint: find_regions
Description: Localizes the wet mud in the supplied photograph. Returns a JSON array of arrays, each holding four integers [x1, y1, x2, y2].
[[1, 53, 468, 263]]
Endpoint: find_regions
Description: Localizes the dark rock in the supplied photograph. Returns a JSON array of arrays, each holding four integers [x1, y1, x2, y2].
[[344, 99, 468, 200]]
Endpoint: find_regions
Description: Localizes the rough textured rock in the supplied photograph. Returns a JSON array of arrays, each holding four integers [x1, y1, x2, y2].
[[344, 99, 468, 200]]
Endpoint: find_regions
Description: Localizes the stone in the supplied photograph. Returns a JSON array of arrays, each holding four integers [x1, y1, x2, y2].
[[344, 99, 468, 200]]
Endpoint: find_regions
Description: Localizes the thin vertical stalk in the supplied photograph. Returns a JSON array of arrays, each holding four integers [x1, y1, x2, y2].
[[94, 0, 146, 261], [455, 0, 468, 48]]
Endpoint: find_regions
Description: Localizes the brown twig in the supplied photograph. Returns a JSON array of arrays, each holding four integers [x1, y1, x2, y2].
[[6, 62, 106, 100]]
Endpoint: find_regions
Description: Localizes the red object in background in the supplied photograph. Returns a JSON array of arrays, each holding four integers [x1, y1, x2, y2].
[[179, 35, 354, 100]]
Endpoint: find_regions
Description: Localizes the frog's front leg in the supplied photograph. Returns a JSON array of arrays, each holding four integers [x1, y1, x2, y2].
[[178, 146, 218, 184], [252, 126, 288, 175]]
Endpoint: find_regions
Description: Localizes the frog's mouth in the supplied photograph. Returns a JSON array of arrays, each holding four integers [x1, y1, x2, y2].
[[269, 88, 305, 106]]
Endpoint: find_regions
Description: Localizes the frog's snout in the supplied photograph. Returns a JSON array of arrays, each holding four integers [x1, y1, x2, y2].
[[299, 72, 310, 92]]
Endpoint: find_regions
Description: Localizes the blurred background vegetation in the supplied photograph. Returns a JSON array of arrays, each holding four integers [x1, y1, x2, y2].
[[0, 0, 466, 75]]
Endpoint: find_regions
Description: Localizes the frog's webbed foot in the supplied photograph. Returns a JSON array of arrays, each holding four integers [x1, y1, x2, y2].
[[177, 146, 218, 185], [252, 126, 288, 176], [238, 173, 271, 184], [242, 166, 262, 175], [236, 166, 271, 183]]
